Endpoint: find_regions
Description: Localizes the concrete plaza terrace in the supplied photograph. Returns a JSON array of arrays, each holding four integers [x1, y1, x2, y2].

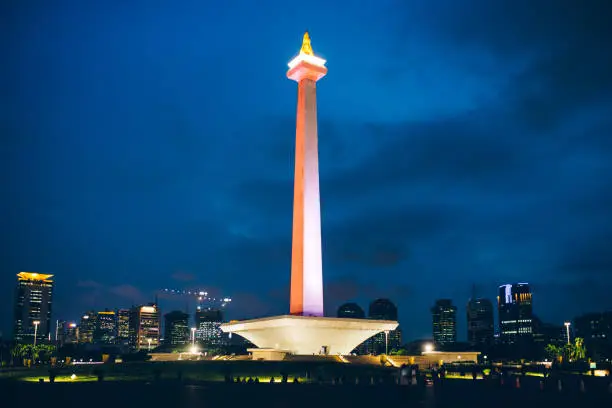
[[221, 33, 398, 358], [221, 315, 398, 356]]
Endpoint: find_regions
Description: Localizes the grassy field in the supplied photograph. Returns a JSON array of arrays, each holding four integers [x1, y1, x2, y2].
[[1, 360, 396, 384]]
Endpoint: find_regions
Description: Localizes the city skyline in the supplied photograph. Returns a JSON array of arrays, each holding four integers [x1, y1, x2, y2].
[[3, 1, 612, 340], [5, 271, 606, 345]]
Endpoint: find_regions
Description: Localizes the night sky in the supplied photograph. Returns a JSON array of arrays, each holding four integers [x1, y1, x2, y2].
[[2, 0, 612, 340]]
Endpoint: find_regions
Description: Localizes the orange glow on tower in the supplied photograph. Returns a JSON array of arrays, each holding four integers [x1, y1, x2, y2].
[[17, 272, 54, 282], [288, 32, 327, 316]]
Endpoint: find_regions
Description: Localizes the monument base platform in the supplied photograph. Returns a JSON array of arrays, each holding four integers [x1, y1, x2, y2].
[[247, 348, 292, 361], [221, 315, 398, 356]]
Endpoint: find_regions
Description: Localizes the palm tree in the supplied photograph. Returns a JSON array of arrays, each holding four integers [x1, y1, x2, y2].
[[571, 338, 586, 361], [544, 344, 563, 363], [10, 344, 56, 366], [11, 344, 31, 366]]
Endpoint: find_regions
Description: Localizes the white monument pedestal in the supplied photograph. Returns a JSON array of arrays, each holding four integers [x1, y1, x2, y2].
[[222, 315, 398, 358]]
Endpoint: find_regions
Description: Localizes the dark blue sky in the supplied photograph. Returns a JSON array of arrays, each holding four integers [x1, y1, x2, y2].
[[2, 0, 612, 340]]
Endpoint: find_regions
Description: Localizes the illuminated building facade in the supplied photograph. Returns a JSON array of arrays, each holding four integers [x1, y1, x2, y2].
[[14, 272, 54, 343], [62, 322, 78, 345], [221, 33, 398, 357], [289, 32, 327, 317], [56, 320, 67, 345], [164, 310, 189, 346], [195, 309, 223, 345], [94, 310, 117, 344], [116, 309, 130, 345], [57, 320, 78, 346], [78, 311, 96, 344], [368, 299, 402, 354], [432, 299, 457, 346], [498, 283, 533, 342], [467, 298, 494, 347], [129, 304, 160, 351]]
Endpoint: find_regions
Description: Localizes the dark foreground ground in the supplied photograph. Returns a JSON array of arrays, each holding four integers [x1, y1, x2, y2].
[[2, 379, 611, 408]]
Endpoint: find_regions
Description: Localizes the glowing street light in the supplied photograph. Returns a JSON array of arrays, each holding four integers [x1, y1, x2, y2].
[[424, 343, 434, 353], [191, 327, 196, 346], [33, 320, 40, 347], [384, 330, 390, 355], [147, 338, 152, 351], [564, 322, 571, 345]]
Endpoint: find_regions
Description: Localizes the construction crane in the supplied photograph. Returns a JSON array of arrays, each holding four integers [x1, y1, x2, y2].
[[157, 288, 232, 314]]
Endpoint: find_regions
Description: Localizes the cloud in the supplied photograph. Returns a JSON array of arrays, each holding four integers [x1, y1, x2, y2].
[[72, 281, 147, 311], [325, 116, 527, 198], [108, 284, 145, 303], [76, 280, 105, 289], [324, 203, 455, 268], [225, 276, 414, 322], [392, 0, 612, 132], [3, 0, 612, 338], [396, 0, 611, 54], [325, 276, 412, 306], [171, 271, 196, 282]]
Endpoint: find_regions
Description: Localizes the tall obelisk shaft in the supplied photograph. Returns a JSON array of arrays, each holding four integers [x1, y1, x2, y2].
[[287, 33, 327, 316]]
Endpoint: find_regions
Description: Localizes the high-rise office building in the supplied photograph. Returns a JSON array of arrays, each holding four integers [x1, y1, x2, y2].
[[432, 299, 457, 346], [369, 298, 399, 321], [56, 320, 67, 345], [164, 311, 189, 346], [195, 309, 223, 345], [78, 311, 96, 344], [367, 299, 402, 354], [13, 272, 54, 343], [337, 303, 365, 319], [116, 309, 130, 345], [57, 321, 78, 346], [573, 312, 612, 360], [94, 310, 117, 344], [336, 303, 366, 354], [498, 283, 533, 342], [129, 304, 160, 351], [68, 322, 78, 344], [532, 316, 565, 346], [467, 298, 494, 347], [574, 312, 612, 341]]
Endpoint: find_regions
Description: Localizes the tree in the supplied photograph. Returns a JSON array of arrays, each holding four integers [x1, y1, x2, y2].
[[566, 337, 586, 361], [544, 344, 563, 363], [34, 344, 56, 363], [10, 344, 56, 366], [575, 337, 586, 360]]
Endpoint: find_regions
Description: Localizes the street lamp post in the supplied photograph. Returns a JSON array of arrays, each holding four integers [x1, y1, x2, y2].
[[564, 322, 571, 345], [384, 331, 390, 355], [33, 321, 40, 347], [191, 328, 196, 346]]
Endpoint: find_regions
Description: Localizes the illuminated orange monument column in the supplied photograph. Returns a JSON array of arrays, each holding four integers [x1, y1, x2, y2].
[[287, 32, 327, 317]]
